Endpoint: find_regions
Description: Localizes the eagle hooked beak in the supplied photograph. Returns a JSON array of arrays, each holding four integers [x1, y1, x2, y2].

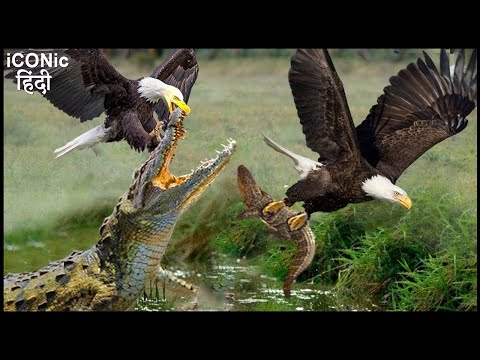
[[394, 194, 412, 209], [170, 97, 191, 115]]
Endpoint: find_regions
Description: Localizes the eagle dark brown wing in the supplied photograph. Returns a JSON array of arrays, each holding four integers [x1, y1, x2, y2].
[[4, 49, 131, 122], [288, 49, 363, 165], [356, 49, 477, 182], [151, 48, 199, 122]]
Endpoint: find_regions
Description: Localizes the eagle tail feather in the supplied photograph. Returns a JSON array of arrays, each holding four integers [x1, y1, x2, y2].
[[53, 125, 111, 158], [262, 134, 303, 165], [262, 134, 322, 178]]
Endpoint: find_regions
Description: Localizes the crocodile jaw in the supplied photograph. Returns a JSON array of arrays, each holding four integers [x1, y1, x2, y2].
[[144, 138, 236, 215], [174, 138, 236, 214], [127, 107, 237, 215]]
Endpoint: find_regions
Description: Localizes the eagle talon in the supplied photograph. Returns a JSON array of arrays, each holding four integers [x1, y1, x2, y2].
[[287, 213, 308, 231], [262, 200, 285, 216], [149, 121, 164, 142]]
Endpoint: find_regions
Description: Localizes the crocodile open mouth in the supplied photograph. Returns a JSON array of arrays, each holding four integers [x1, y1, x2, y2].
[[151, 122, 186, 190], [152, 117, 236, 190]]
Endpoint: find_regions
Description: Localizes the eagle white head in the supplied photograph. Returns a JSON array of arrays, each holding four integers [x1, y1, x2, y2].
[[362, 175, 412, 209], [138, 77, 190, 115]]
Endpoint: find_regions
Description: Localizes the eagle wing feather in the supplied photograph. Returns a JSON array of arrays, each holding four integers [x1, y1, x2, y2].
[[150, 48, 199, 122], [356, 49, 477, 182], [288, 49, 364, 166]]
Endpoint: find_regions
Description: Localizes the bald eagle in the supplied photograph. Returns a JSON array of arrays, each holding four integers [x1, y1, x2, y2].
[[263, 49, 477, 219], [4, 48, 198, 157]]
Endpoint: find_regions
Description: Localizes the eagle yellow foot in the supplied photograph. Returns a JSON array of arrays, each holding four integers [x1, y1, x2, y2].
[[287, 213, 308, 231], [149, 121, 165, 142], [262, 200, 285, 216]]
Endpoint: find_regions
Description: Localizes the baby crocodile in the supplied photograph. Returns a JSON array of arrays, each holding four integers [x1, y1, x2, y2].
[[236, 165, 316, 297]]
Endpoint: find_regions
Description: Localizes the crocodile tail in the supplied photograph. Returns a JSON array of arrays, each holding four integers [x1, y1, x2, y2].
[[53, 125, 112, 158], [283, 226, 316, 297]]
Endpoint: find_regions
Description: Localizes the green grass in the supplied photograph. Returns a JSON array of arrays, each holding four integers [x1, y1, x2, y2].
[[331, 180, 477, 310], [391, 253, 477, 311], [4, 52, 477, 311], [213, 203, 270, 258]]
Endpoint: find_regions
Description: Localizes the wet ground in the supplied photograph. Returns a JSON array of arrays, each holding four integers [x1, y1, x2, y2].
[[135, 254, 375, 312]]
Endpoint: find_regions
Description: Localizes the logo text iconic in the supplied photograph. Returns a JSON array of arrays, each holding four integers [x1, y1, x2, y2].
[[5, 51, 69, 95]]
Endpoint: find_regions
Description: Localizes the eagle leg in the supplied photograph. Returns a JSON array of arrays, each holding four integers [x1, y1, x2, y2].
[[149, 121, 165, 142], [287, 213, 308, 231], [262, 200, 285, 216]]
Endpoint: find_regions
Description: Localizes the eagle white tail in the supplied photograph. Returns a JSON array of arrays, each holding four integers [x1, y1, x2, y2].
[[262, 134, 322, 179], [53, 125, 112, 158]]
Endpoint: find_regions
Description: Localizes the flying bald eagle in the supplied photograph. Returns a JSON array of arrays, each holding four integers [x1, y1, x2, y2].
[[263, 48, 477, 219], [4, 48, 198, 157]]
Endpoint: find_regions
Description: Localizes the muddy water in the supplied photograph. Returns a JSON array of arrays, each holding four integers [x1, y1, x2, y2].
[[135, 255, 373, 312]]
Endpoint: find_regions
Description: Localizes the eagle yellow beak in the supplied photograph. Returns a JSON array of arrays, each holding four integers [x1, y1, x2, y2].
[[171, 99, 191, 115], [395, 194, 412, 209]]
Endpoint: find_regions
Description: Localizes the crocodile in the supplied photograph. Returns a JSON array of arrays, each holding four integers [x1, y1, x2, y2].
[[237, 165, 316, 297], [4, 108, 236, 311]]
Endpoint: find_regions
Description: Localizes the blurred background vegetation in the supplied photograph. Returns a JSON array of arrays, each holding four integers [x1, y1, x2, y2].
[[100, 48, 424, 63], [3, 49, 476, 311]]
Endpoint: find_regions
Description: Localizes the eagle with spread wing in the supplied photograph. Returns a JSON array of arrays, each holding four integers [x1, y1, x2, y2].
[[263, 49, 476, 226], [4, 48, 198, 157]]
